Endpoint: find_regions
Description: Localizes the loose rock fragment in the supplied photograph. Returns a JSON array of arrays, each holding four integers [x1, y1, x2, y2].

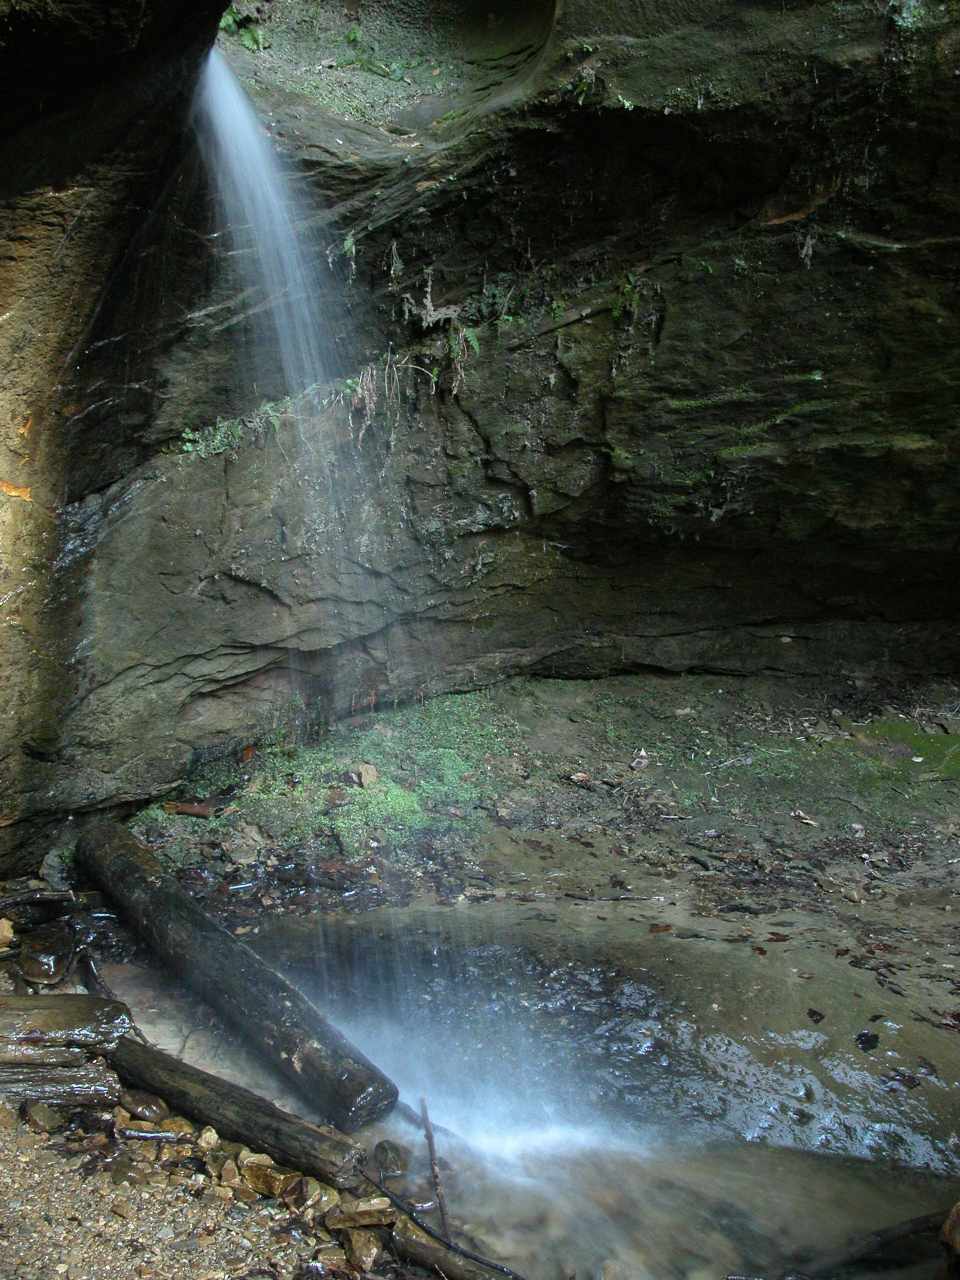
[[326, 1194, 396, 1228], [283, 1176, 340, 1217], [22, 1102, 66, 1133], [373, 1138, 410, 1176], [120, 1089, 169, 1122], [197, 1125, 219, 1151], [342, 1227, 382, 1270], [241, 1159, 299, 1199]]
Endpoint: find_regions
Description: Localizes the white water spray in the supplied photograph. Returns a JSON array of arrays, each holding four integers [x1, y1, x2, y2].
[[193, 48, 327, 398]]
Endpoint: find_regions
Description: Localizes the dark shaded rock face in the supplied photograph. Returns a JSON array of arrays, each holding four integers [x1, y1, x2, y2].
[[2, 0, 959, 865]]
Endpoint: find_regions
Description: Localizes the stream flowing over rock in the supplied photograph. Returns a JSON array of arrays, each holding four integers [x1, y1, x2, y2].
[[1, 0, 959, 865]]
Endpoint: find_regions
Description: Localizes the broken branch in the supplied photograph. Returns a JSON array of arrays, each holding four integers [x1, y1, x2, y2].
[[77, 822, 397, 1131]]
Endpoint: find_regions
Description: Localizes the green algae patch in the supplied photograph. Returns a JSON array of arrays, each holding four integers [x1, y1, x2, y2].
[[854, 717, 960, 780], [135, 691, 518, 863]]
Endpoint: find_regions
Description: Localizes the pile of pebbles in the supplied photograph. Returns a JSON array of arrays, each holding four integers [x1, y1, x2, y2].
[[0, 1091, 431, 1280]]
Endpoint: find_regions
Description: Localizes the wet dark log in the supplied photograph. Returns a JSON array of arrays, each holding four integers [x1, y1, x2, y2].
[[0, 1058, 120, 1105], [110, 1035, 364, 1187], [0, 995, 131, 1064], [77, 822, 397, 1131], [780, 1209, 952, 1279]]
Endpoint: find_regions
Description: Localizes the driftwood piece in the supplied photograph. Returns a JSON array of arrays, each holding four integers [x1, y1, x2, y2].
[[0, 889, 73, 913], [77, 822, 397, 1131], [0, 996, 131, 1065], [110, 1035, 364, 1187], [0, 1058, 120, 1106]]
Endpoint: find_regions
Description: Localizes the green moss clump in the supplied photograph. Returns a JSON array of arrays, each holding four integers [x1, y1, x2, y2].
[[136, 691, 518, 862]]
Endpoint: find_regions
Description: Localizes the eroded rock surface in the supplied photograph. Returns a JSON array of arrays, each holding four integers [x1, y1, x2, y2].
[[2, 0, 960, 861]]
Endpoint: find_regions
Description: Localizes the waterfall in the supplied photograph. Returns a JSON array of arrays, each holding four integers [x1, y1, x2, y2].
[[193, 48, 327, 399]]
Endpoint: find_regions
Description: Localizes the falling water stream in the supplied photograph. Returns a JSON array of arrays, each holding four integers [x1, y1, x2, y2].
[[182, 47, 953, 1280], [193, 48, 329, 397]]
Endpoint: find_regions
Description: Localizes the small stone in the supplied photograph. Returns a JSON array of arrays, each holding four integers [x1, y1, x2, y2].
[[212, 1185, 234, 1202], [372, 1139, 410, 1176], [219, 1158, 241, 1187], [241, 1160, 299, 1199], [120, 1090, 169, 1123], [124, 1118, 168, 1135], [233, 1185, 259, 1205], [128, 1142, 158, 1165], [282, 1176, 339, 1216], [110, 1157, 137, 1185], [311, 1246, 347, 1267], [159, 1115, 196, 1138], [0, 918, 14, 948], [357, 763, 379, 787], [197, 1126, 219, 1151], [236, 1147, 269, 1167], [0, 1104, 18, 1130], [111, 1198, 135, 1219], [326, 1195, 396, 1229], [23, 1102, 66, 1134], [342, 1228, 381, 1271]]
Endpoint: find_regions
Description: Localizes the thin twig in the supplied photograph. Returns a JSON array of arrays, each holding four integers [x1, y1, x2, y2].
[[78, 952, 150, 1045], [359, 1168, 529, 1280], [0, 889, 75, 914], [563, 893, 651, 902], [421, 1096, 451, 1239]]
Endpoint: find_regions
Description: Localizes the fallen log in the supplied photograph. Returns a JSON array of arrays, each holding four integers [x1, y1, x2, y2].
[[77, 822, 397, 1131], [781, 1209, 952, 1279], [109, 1035, 364, 1187], [0, 1058, 120, 1106], [0, 995, 130, 1065]]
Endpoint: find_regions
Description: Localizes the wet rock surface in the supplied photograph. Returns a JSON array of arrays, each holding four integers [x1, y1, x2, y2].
[[3, 0, 960, 857]]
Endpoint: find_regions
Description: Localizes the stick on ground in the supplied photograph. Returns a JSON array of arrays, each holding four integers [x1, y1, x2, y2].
[[77, 822, 397, 1131], [421, 1095, 451, 1238]]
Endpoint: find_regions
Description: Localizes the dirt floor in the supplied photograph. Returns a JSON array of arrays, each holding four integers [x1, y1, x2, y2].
[[3, 671, 960, 1278]]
